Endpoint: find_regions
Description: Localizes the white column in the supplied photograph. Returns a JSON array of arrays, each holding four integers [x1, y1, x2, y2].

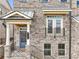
[[6, 23, 10, 45], [27, 24, 30, 46], [26, 24, 30, 59], [27, 24, 30, 32], [4, 23, 10, 59]]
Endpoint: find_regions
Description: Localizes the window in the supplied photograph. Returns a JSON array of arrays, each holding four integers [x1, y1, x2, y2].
[[47, 16, 63, 34], [47, 16, 53, 33], [77, 0, 79, 8], [61, 0, 67, 2], [41, 0, 48, 3], [44, 44, 51, 56], [56, 17, 61, 33], [58, 44, 65, 55], [48, 19, 52, 33], [18, 0, 27, 3]]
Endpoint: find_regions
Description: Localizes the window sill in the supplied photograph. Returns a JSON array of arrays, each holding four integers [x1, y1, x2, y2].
[[54, 33, 64, 37], [44, 55, 51, 57], [58, 55, 65, 57]]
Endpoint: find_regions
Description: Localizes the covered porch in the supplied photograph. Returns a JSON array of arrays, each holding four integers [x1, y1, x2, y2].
[[1, 11, 34, 59]]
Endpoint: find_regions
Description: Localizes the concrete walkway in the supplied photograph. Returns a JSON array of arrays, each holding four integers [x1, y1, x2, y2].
[[10, 51, 30, 59]]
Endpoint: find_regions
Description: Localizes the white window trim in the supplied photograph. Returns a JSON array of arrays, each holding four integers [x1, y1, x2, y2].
[[46, 16, 63, 34]]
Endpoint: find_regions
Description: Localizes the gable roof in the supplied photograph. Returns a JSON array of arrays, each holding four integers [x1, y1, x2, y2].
[[72, 16, 79, 23], [1, 11, 34, 20]]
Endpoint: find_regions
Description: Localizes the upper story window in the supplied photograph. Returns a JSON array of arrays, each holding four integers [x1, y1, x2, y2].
[[44, 44, 51, 56], [61, 0, 67, 2], [18, 0, 27, 3], [77, 0, 79, 8], [56, 17, 62, 33], [41, 0, 48, 3], [46, 16, 63, 34], [47, 16, 53, 33], [58, 44, 65, 56]]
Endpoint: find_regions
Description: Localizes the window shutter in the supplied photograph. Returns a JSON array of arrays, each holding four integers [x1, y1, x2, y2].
[[45, 27, 46, 38], [27, 32, 29, 39], [63, 28, 65, 36]]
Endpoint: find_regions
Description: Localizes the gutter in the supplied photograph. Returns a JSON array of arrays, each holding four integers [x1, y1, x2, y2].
[[42, 10, 72, 12], [69, 0, 72, 59], [69, 11, 72, 59]]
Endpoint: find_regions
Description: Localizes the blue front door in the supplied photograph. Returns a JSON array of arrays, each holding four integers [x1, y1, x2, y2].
[[20, 30, 26, 48]]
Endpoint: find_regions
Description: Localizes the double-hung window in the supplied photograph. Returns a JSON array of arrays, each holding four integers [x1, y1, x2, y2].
[[41, 0, 48, 3], [47, 16, 53, 33], [58, 44, 65, 56], [77, 0, 79, 8], [18, 0, 27, 3], [44, 44, 51, 56], [61, 0, 67, 2], [47, 16, 63, 34], [55, 16, 62, 33]]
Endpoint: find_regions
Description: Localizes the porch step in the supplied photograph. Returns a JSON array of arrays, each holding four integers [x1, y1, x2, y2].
[[10, 51, 30, 59]]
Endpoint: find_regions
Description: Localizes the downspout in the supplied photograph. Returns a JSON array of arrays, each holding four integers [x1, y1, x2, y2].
[[69, 0, 72, 59], [2, 19, 6, 44], [2, 19, 6, 58]]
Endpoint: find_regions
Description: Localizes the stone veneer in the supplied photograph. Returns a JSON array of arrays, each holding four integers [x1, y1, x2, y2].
[[13, 0, 70, 59], [1, 0, 79, 59]]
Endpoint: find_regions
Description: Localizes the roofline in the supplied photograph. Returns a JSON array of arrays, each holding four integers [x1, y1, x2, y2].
[[72, 16, 79, 23], [0, 18, 33, 20], [3, 11, 31, 19], [42, 10, 72, 12]]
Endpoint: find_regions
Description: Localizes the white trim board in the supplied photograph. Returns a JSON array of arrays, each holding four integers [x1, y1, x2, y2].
[[43, 10, 72, 12], [2, 11, 33, 19]]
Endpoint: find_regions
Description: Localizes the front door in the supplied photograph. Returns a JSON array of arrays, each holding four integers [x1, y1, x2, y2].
[[20, 30, 27, 48]]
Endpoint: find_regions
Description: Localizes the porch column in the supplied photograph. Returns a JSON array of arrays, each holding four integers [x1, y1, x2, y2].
[[27, 24, 30, 45], [26, 24, 30, 59], [4, 23, 10, 59]]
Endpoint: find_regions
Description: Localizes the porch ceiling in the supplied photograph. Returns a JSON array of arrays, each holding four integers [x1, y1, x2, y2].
[[15, 24, 27, 27]]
